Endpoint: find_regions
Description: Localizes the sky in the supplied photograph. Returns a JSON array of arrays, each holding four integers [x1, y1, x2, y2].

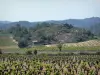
[[0, 0, 100, 22]]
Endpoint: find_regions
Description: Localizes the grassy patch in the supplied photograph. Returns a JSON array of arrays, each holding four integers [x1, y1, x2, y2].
[[24, 45, 100, 51], [0, 34, 17, 46]]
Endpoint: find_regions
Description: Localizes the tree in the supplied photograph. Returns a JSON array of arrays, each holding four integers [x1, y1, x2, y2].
[[63, 23, 73, 29], [57, 43, 63, 52], [34, 49, 37, 55], [18, 38, 28, 48], [26, 50, 32, 55], [0, 49, 2, 54]]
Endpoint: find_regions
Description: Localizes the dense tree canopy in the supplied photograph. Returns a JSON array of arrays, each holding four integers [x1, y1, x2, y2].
[[7, 23, 94, 48]]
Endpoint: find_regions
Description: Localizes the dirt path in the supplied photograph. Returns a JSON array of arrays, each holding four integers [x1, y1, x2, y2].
[[10, 36, 18, 44]]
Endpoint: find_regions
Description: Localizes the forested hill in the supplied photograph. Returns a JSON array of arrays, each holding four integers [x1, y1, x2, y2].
[[90, 23, 100, 36], [0, 17, 100, 29], [7, 23, 94, 48]]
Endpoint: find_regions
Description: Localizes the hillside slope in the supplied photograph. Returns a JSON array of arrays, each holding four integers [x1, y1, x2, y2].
[[90, 23, 100, 36], [64, 40, 100, 47], [0, 34, 18, 49], [30, 23, 94, 44], [44, 40, 100, 50]]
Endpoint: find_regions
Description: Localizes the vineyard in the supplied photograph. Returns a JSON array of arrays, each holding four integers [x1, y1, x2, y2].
[[0, 54, 100, 75]]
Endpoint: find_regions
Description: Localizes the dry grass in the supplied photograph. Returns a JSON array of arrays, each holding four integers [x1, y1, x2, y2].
[[64, 40, 100, 47]]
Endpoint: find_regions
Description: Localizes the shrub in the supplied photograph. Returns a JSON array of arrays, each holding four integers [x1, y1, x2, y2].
[[14, 53, 20, 55], [79, 52, 86, 55], [34, 49, 37, 55], [18, 38, 28, 48], [26, 50, 32, 55], [96, 51, 100, 55], [0, 49, 2, 54], [67, 52, 74, 55], [57, 43, 63, 52]]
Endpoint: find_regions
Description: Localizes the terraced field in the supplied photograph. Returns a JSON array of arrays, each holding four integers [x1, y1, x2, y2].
[[43, 40, 100, 51], [45, 40, 100, 47], [64, 40, 100, 47]]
